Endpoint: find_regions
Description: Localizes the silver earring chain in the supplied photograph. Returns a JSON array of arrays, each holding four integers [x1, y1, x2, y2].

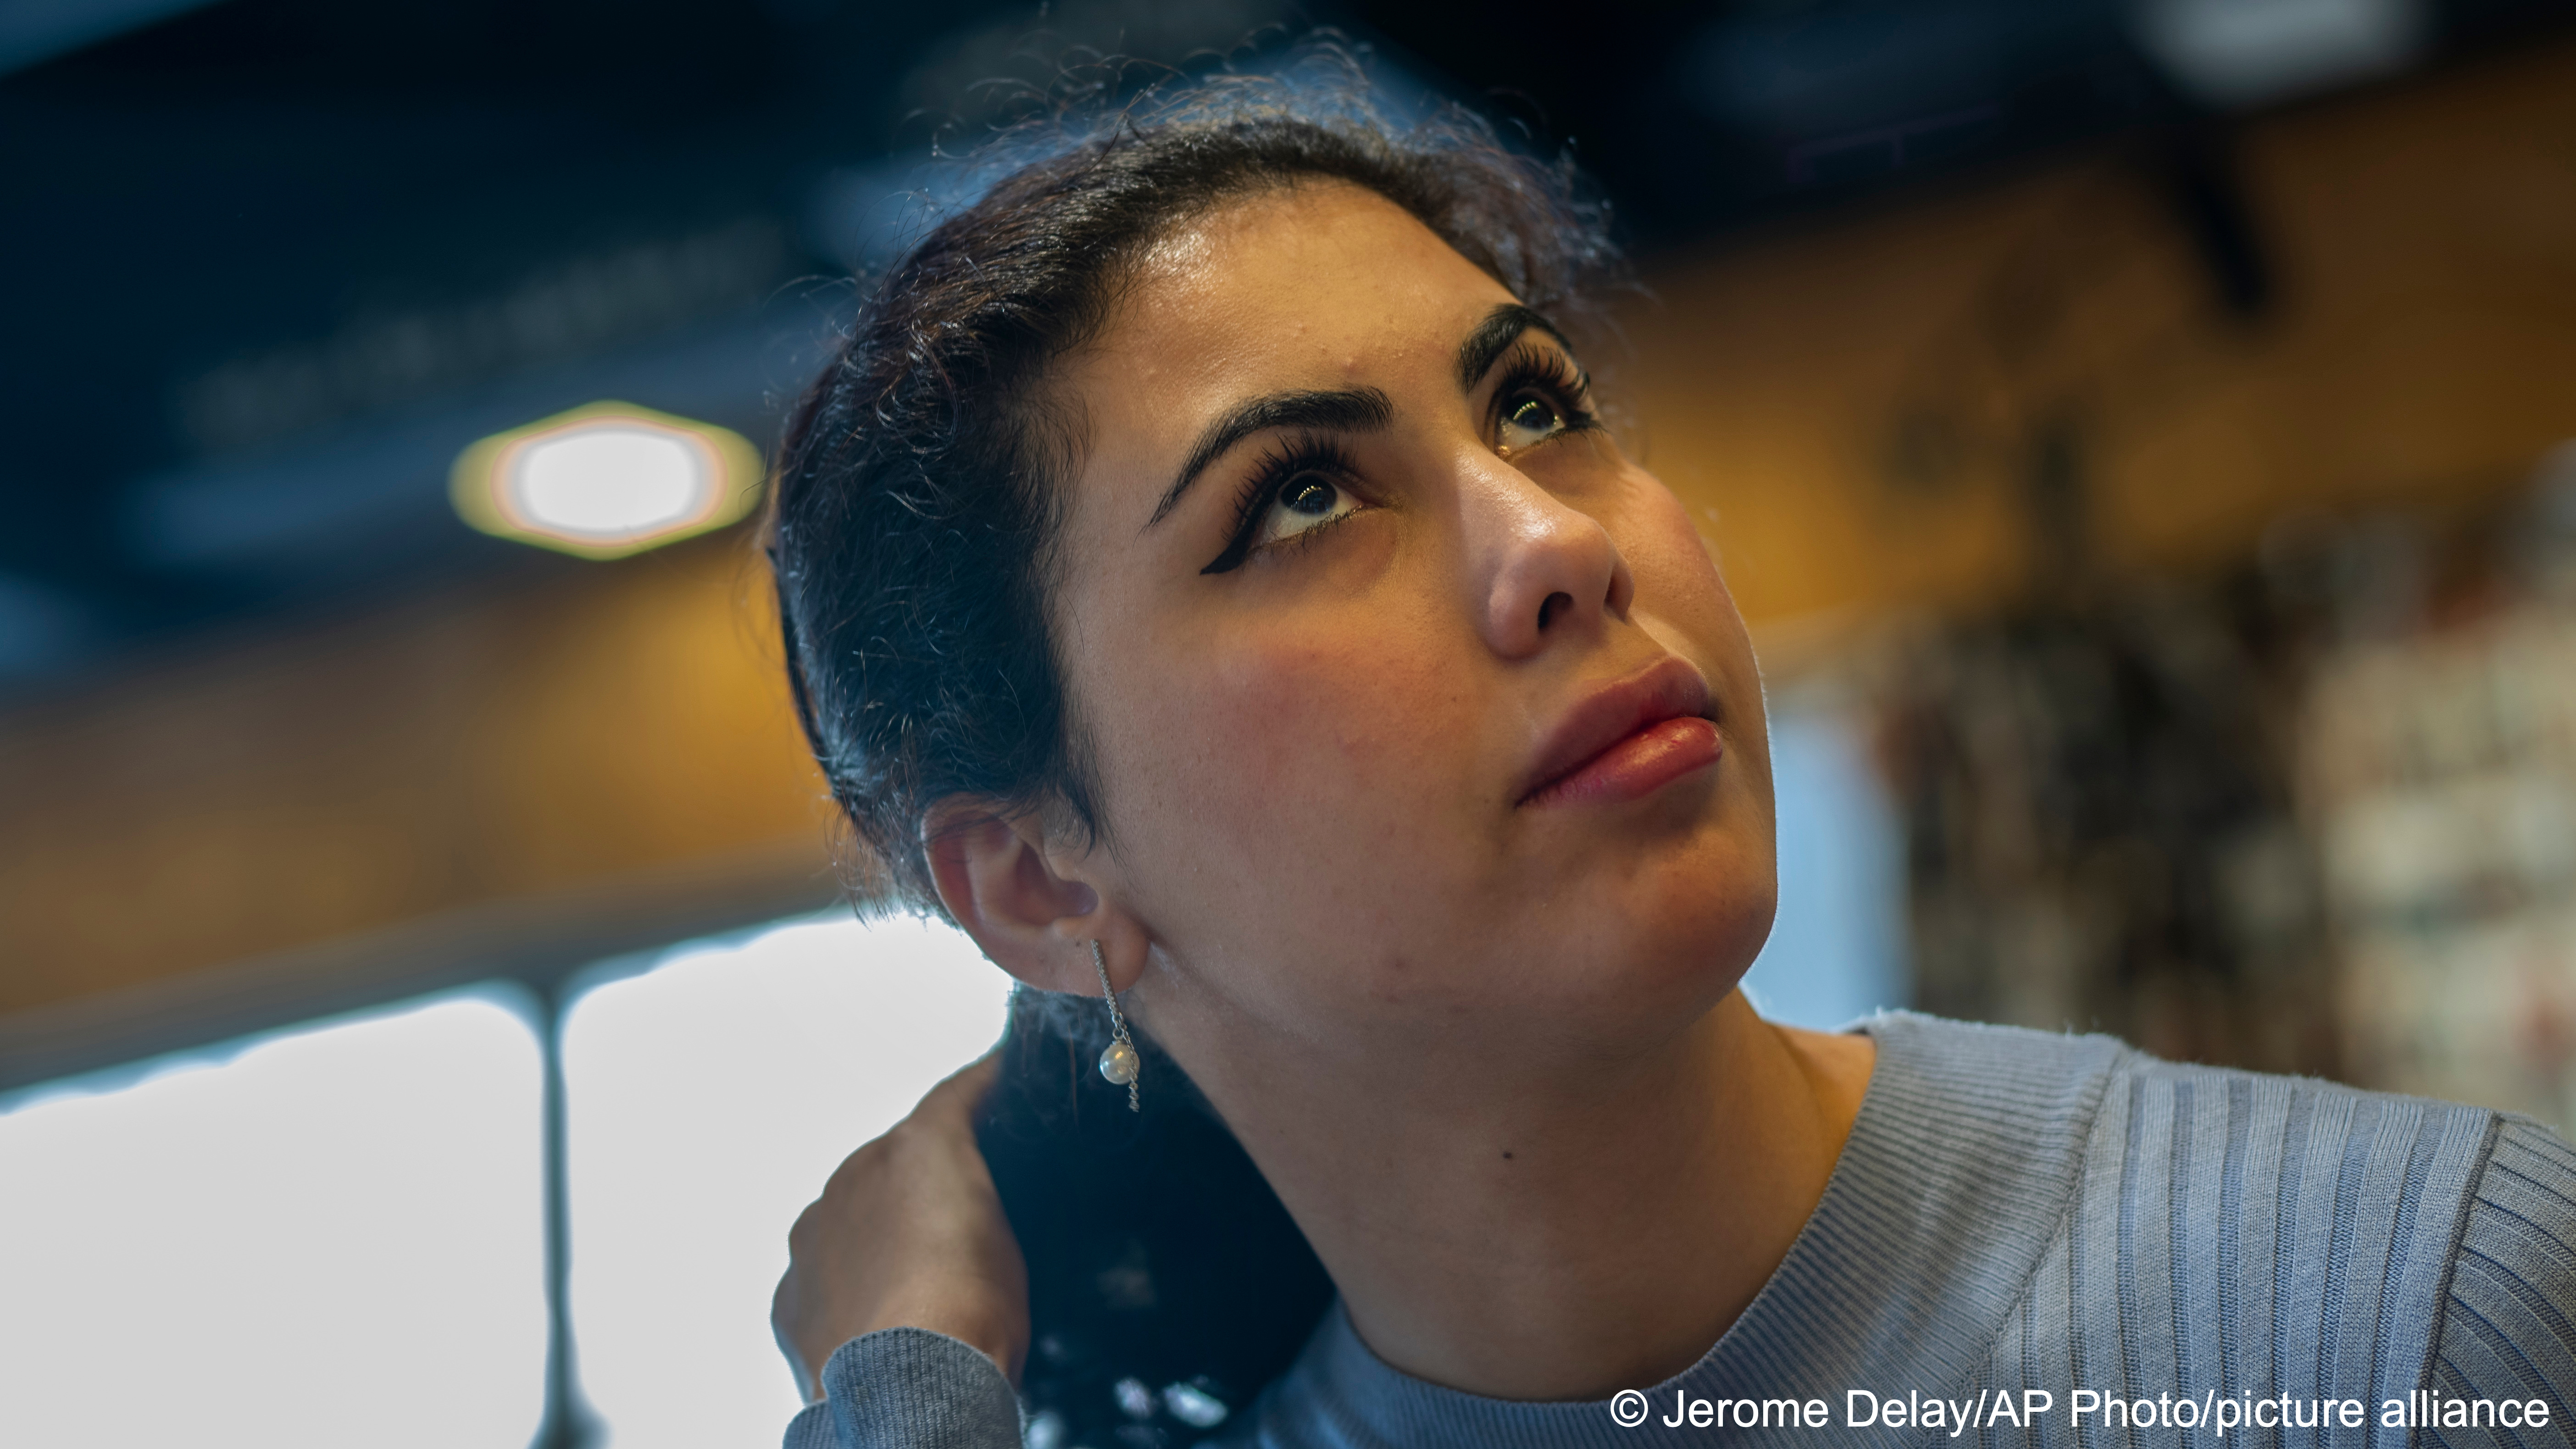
[[1091, 940, 1141, 1111]]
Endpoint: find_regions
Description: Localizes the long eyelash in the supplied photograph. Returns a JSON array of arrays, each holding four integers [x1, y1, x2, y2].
[[1202, 433, 1361, 575], [1197, 347, 1592, 576], [1491, 344, 1599, 435]]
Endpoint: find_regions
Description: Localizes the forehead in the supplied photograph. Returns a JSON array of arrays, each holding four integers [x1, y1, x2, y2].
[[1123, 179, 1509, 349], [1062, 180, 1518, 445]]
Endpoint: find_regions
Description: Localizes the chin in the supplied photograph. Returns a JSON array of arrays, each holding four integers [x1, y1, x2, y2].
[[1633, 829, 1778, 1007]]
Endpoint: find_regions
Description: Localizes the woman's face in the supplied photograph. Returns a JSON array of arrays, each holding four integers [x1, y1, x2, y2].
[[1044, 180, 1777, 1071]]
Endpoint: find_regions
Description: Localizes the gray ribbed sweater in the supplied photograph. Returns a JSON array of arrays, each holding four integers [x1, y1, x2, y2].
[[786, 1012, 2576, 1447]]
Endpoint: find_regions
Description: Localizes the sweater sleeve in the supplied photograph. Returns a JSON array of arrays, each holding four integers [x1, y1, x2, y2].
[[782, 1327, 1024, 1449], [2426, 1115, 2576, 1446]]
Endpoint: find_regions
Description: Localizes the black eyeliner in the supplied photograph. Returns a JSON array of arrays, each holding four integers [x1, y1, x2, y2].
[[1198, 343, 1593, 577], [1201, 433, 1359, 575]]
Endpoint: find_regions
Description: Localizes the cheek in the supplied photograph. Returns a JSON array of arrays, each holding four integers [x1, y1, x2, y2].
[[1098, 618, 1491, 940], [1627, 482, 1736, 616], [1620, 478, 1779, 827], [1198, 629, 1464, 827], [1621, 489, 1757, 707]]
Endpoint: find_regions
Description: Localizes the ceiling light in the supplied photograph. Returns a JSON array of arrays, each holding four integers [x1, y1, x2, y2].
[[451, 402, 761, 560]]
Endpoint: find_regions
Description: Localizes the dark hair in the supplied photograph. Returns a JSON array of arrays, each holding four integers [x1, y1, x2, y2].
[[765, 47, 1621, 1446]]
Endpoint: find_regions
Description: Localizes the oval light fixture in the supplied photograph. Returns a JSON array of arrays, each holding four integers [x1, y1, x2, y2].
[[451, 401, 762, 559]]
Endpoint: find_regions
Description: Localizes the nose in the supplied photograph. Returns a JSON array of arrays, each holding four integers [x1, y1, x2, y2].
[[1463, 457, 1634, 660]]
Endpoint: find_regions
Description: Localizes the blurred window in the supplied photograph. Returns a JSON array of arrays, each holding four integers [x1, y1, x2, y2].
[[561, 914, 1011, 1448], [0, 785, 1889, 1446], [1742, 703, 1910, 1029], [0, 991, 550, 1449]]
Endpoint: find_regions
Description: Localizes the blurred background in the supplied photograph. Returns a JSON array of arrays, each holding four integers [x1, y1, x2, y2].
[[4, 0, 2575, 1443]]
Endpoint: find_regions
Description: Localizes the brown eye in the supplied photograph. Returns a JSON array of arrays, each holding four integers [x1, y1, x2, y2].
[[1282, 475, 1338, 516], [1500, 394, 1566, 452], [1253, 471, 1358, 549]]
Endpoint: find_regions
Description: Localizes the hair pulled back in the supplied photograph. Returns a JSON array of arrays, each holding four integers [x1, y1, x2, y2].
[[766, 49, 1621, 916]]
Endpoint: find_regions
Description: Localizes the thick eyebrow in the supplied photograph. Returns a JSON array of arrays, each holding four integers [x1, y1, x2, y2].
[[1144, 386, 1393, 531], [1456, 303, 1575, 394]]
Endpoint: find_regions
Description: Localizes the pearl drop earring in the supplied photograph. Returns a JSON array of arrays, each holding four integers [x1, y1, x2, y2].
[[1091, 940, 1140, 1111]]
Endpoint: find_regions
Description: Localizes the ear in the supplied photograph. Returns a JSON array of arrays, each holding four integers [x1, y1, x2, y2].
[[922, 797, 1149, 997]]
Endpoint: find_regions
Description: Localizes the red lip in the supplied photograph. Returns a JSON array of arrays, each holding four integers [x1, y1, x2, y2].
[[1517, 656, 1722, 808]]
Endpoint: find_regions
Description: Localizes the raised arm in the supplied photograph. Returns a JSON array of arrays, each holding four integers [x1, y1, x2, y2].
[[775, 1055, 1029, 1449]]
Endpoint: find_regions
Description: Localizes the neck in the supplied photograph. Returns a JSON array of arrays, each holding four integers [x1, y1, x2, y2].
[[1177, 987, 1875, 1401]]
